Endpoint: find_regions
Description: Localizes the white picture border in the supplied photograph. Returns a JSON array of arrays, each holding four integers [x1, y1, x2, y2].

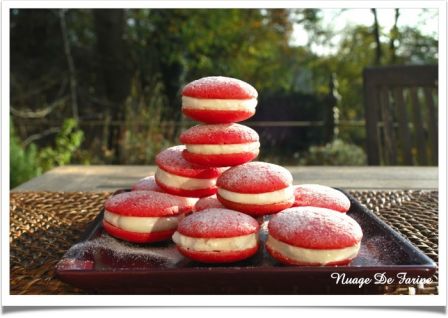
[[2, 0, 446, 308]]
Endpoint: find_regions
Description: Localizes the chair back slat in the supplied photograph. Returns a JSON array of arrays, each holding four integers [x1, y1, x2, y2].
[[393, 87, 413, 165], [409, 87, 427, 165], [423, 87, 438, 165], [379, 87, 397, 165], [363, 65, 438, 165], [363, 73, 381, 165]]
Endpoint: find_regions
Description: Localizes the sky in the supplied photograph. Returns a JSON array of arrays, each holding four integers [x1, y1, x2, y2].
[[291, 8, 438, 55]]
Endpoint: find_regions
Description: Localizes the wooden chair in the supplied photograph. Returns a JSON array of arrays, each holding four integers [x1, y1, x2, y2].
[[363, 65, 438, 165]]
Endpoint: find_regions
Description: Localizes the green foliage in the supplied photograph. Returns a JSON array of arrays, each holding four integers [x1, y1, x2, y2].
[[10, 9, 438, 165], [305, 22, 438, 124], [299, 139, 367, 166], [122, 97, 173, 164], [127, 9, 303, 94], [10, 120, 42, 188], [10, 118, 84, 188], [37, 119, 84, 171], [396, 26, 438, 63]]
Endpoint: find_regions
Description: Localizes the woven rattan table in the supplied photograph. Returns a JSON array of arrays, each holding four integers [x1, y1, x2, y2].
[[10, 166, 439, 295]]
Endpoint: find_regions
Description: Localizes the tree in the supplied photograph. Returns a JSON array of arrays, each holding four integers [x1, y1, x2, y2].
[[371, 9, 382, 65], [389, 9, 400, 64], [93, 9, 132, 162]]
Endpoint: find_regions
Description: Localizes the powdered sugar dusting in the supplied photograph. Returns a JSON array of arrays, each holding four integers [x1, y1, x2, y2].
[[195, 195, 225, 211], [293, 184, 350, 212], [62, 233, 183, 268], [104, 190, 194, 216], [156, 145, 225, 178], [131, 176, 163, 192], [180, 123, 259, 145], [182, 76, 258, 99], [217, 161, 293, 193], [178, 208, 259, 238], [268, 207, 363, 249]]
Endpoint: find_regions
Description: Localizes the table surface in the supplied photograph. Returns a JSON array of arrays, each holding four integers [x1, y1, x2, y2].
[[10, 190, 439, 295], [10, 165, 439, 295], [12, 165, 438, 192]]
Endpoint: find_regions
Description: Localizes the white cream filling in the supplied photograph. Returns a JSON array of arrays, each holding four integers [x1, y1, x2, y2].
[[266, 236, 361, 264], [218, 186, 294, 205], [172, 231, 257, 252], [182, 96, 257, 111], [155, 168, 216, 190], [104, 210, 179, 233], [186, 142, 260, 155]]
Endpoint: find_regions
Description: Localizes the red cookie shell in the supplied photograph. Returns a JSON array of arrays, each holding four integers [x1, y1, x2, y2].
[[155, 180, 217, 198], [182, 108, 255, 124], [217, 195, 294, 215], [182, 76, 257, 100], [217, 161, 293, 194], [177, 208, 259, 239], [293, 184, 350, 213], [176, 245, 259, 263], [103, 221, 175, 243], [182, 150, 258, 167], [180, 124, 259, 145], [265, 244, 353, 266], [131, 176, 163, 192], [195, 195, 225, 211], [268, 207, 363, 250], [104, 190, 194, 217], [156, 145, 225, 179]]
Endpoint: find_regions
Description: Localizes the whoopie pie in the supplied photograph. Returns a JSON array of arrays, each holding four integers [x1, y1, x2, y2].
[[103, 190, 195, 243], [293, 184, 351, 213], [155, 145, 226, 198], [180, 124, 260, 167], [172, 208, 260, 263], [182, 76, 258, 124], [216, 161, 294, 215], [266, 207, 363, 266]]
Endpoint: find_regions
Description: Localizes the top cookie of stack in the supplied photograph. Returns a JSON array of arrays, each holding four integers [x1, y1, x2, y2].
[[180, 76, 260, 167], [182, 76, 258, 123]]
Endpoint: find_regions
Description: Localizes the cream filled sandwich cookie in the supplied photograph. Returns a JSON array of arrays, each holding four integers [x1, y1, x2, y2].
[[131, 176, 163, 192], [293, 184, 351, 213], [103, 190, 195, 243], [194, 195, 225, 212], [216, 161, 294, 215], [182, 76, 258, 124], [155, 145, 226, 198], [180, 123, 260, 167], [172, 208, 260, 263], [266, 207, 363, 266]]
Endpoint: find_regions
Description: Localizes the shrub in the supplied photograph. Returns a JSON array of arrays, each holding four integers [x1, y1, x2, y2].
[[10, 120, 42, 188], [37, 118, 84, 171], [10, 118, 84, 189], [121, 100, 175, 164], [299, 138, 367, 166]]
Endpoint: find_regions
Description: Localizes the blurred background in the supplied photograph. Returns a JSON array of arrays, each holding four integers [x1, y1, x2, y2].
[[10, 8, 439, 188]]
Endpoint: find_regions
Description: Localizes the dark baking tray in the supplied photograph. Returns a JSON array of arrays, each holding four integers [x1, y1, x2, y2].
[[55, 189, 437, 294]]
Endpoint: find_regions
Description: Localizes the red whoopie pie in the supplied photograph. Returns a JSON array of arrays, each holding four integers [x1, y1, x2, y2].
[[172, 208, 260, 263], [194, 194, 225, 212], [216, 161, 294, 215], [182, 76, 258, 124], [180, 123, 260, 167], [293, 184, 351, 213], [266, 207, 363, 266], [103, 190, 196, 243], [155, 145, 226, 198], [131, 176, 163, 192]]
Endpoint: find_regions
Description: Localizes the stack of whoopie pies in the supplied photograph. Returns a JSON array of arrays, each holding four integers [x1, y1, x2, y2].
[[103, 76, 363, 266]]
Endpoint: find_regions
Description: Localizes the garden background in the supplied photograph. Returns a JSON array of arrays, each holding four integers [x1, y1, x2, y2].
[[10, 8, 438, 188]]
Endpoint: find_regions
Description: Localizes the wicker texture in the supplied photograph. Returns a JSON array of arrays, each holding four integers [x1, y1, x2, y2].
[[10, 190, 438, 295]]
